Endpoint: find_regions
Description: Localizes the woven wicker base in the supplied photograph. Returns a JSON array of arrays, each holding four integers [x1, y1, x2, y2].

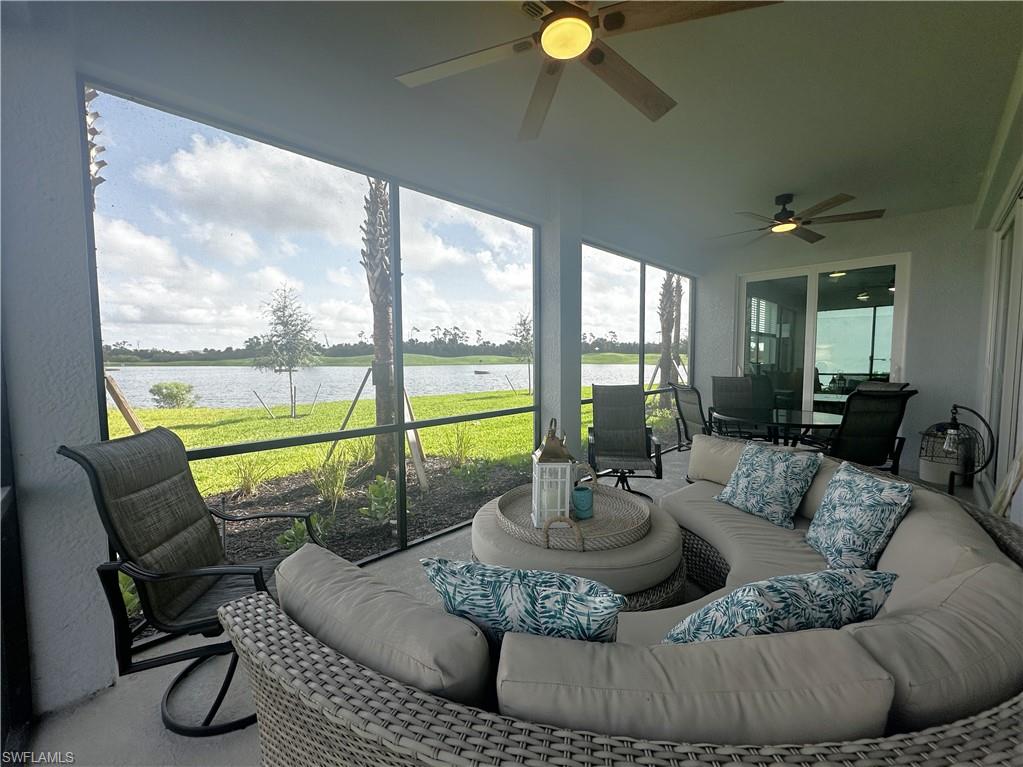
[[621, 556, 687, 611]]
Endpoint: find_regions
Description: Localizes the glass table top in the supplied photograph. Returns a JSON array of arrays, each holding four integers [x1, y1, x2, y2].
[[711, 408, 843, 429]]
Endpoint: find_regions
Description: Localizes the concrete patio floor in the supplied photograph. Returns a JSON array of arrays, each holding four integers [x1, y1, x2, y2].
[[29, 452, 691, 767]]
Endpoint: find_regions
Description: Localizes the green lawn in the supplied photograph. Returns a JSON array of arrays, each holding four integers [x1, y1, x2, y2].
[[109, 389, 537, 496]]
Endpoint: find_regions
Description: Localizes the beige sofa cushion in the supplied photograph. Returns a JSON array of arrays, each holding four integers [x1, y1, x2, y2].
[[877, 490, 1018, 607], [796, 457, 840, 519], [844, 563, 1023, 733], [660, 481, 827, 586], [686, 434, 745, 485], [497, 629, 894, 744], [616, 587, 731, 645], [276, 544, 490, 705]]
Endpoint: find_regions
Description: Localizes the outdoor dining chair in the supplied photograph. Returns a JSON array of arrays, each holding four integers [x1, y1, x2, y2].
[[807, 389, 918, 474], [588, 384, 663, 498], [668, 383, 711, 451], [58, 426, 324, 737]]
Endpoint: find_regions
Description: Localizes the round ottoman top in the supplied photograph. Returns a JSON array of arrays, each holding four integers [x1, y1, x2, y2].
[[495, 484, 651, 551], [472, 497, 682, 595]]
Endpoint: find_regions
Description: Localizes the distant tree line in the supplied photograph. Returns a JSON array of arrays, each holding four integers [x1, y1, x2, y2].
[[102, 322, 536, 364]]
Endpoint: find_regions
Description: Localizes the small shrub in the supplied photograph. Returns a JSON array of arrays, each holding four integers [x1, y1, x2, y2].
[[119, 572, 140, 617], [231, 456, 274, 498], [149, 381, 198, 408], [441, 420, 480, 467], [359, 474, 396, 523], [452, 459, 489, 493], [347, 437, 374, 467], [309, 451, 350, 516], [276, 513, 332, 554]]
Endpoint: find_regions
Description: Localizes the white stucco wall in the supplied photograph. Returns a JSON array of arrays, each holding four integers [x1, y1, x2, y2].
[[1, 5, 115, 711], [692, 204, 990, 471]]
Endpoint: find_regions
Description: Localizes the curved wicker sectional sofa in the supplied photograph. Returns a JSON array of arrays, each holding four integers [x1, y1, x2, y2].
[[219, 438, 1023, 767]]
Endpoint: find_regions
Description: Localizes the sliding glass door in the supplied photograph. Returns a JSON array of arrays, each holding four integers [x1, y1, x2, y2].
[[739, 256, 908, 413], [743, 276, 808, 410]]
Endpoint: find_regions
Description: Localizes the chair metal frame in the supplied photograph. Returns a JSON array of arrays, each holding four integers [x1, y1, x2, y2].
[[667, 383, 711, 451], [586, 385, 663, 499], [58, 431, 324, 737]]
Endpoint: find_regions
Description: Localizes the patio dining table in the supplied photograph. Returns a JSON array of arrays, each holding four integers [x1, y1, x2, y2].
[[711, 407, 843, 446]]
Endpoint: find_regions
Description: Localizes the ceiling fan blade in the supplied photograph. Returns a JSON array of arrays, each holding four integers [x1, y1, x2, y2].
[[805, 209, 886, 225], [789, 227, 825, 244], [736, 210, 776, 223], [397, 35, 537, 88], [518, 60, 565, 141], [711, 225, 770, 239], [580, 40, 677, 121], [795, 193, 854, 220], [598, 1, 779, 38]]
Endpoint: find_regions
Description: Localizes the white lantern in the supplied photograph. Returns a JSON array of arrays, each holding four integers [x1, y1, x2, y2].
[[531, 418, 574, 528]]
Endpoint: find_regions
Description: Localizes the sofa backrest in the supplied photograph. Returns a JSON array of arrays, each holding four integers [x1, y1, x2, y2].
[[276, 544, 491, 705]]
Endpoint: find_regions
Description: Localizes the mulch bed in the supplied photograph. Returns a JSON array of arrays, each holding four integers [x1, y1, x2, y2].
[[209, 457, 531, 564]]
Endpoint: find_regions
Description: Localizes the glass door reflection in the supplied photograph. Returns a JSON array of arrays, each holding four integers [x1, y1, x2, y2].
[[813, 265, 897, 413], [744, 276, 808, 410]]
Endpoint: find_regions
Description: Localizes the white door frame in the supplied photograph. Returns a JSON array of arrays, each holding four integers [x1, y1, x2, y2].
[[980, 193, 1023, 496], [735, 252, 911, 406]]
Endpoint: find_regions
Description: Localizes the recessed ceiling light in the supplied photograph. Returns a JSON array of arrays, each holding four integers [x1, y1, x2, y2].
[[888, 286, 895, 293], [829, 271, 846, 278], [856, 291, 870, 302], [771, 221, 798, 233], [540, 14, 593, 60]]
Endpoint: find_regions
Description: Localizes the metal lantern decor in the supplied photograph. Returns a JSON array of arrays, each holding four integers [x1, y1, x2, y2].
[[531, 418, 574, 528], [919, 404, 994, 495]]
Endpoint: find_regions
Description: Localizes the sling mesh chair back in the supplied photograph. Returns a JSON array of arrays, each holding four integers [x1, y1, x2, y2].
[[588, 384, 662, 497], [856, 380, 911, 392], [59, 426, 321, 736], [827, 389, 918, 474], [668, 383, 711, 449], [710, 375, 770, 439]]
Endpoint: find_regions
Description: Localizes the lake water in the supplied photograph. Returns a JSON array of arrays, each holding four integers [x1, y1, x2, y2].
[[106, 364, 660, 409]]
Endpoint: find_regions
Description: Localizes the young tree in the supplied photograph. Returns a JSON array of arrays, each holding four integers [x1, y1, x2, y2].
[[656, 274, 687, 408], [512, 312, 534, 395], [360, 178, 395, 475], [255, 286, 316, 418]]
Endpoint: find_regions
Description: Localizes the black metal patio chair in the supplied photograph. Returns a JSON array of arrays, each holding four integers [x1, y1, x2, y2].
[[58, 426, 323, 737], [668, 383, 711, 451], [587, 384, 662, 498], [805, 389, 918, 475]]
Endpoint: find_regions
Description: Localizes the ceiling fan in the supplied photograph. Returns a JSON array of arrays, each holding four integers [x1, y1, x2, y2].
[[396, 1, 778, 141], [720, 193, 886, 244]]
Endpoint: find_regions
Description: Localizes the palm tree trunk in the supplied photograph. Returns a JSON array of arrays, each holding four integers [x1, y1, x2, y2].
[[360, 179, 395, 475]]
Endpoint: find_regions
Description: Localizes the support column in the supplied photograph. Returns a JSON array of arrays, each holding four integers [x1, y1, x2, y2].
[[538, 180, 583, 456]]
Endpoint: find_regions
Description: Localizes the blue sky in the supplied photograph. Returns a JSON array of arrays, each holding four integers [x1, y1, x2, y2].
[[90, 90, 536, 352]]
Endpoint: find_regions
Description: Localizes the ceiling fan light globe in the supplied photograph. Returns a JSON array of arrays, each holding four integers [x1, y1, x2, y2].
[[540, 15, 593, 60], [771, 221, 798, 233]]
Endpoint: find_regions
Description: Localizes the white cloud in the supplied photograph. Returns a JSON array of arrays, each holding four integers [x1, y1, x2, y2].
[[248, 265, 303, 293], [477, 251, 532, 295], [182, 217, 261, 265], [94, 214, 179, 274], [276, 236, 300, 259], [136, 134, 370, 248], [327, 266, 356, 288]]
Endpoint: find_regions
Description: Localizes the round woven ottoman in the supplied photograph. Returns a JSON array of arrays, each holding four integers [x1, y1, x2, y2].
[[471, 497, 685, 611]]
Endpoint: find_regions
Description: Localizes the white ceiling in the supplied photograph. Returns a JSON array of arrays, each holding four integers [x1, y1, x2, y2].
[[327, 1, 1021, 242]]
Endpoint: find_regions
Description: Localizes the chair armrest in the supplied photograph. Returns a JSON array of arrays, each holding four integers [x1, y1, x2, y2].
[[209, 506, 326, 547], [117, 560, 269, 593]]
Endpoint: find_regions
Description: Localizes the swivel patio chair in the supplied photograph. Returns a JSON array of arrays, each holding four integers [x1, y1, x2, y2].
[[58, 426, 324, 737], [807, 389, 918, 475], [668, 383, 711, 451], [588, 384, 662, 498], [708, 376, 771, 440]]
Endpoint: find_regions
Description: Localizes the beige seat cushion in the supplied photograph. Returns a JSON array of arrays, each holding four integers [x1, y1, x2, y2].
[[659, 481, 827, 586], [844, 563, 1023, 733], [471, 504, 682, 595], [616, 587, 730, 645], [276, 544, 490, 705], [877, 490, 1019, 607], [497, 629, 894, 744], [796, 457, 840, 520]]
